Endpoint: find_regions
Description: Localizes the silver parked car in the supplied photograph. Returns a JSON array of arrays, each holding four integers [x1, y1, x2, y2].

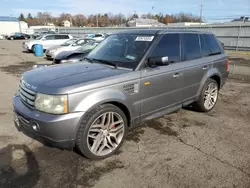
[[45, 38, 94, 60], [13, 29, 229, 160]]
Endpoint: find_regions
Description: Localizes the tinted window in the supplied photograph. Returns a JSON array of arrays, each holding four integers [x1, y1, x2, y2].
[[95, 34, 103, 37], [54, 35, 62, 39], [150, 34, 180, 62], [45, 35, 55, 40], [182, 34, 201, 61], [200, 35, 211, 57], [203, 34, 221, 55], [61, 35, 69, 39]]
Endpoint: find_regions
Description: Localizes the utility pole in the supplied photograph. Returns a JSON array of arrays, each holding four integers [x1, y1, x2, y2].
[[134, 11, 137, 27], [200, 4, 203, 25], [96, 14, 99, 27]]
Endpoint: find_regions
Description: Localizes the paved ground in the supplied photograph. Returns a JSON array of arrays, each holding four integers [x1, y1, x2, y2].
[[0, 40, 250, 188]]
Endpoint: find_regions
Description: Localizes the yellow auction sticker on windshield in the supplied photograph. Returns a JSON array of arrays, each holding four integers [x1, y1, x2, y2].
[[135, 36, 154, 41]]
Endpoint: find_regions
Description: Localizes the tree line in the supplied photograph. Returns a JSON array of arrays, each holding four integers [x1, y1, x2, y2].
[[18, 12, 202, 27]]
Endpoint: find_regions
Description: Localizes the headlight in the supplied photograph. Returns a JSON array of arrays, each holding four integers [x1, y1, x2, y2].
[[35, 93, 68, 114], [50, 49, 56, 53], [61, 59, 79, 64]]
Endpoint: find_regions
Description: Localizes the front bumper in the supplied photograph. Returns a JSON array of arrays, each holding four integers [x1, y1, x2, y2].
[[45, 51, 55, 59], [13, 95, 84, 149], [22, 44, 29, 50]]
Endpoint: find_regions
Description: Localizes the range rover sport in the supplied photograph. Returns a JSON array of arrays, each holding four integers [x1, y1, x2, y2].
[[13, 29, 229, 160]]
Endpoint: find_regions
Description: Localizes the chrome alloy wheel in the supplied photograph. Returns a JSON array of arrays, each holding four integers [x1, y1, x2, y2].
[[204, 82, 218, 110], [87, 112, 125, 156]]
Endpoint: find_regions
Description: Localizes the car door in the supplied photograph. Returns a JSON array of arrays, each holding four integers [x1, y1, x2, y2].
[[140, 34, 184, 120], [42, 35, 55, 49], [180, 33, 213, 103]]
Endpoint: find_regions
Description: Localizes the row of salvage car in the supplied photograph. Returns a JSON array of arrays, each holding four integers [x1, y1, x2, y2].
[[22, 33, 109, 68]]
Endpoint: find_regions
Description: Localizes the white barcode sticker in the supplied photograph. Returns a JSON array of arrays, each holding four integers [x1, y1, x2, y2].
[[135, 36, 154, 41]]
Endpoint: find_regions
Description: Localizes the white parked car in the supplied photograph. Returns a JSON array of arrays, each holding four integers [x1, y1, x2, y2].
[[22, 34, 73, 52], [0, 35, 4, 40], [45, 38, 94, 60]]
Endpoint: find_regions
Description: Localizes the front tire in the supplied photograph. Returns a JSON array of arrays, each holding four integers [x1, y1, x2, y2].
[[76, 104, 128, 160], [10, 37, 14, 40], [195, 79, 219, 112]]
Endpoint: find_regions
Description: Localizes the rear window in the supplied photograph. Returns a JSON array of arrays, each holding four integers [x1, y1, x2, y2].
[[202, 34, 222, 55], [182, 34, 201, 61]]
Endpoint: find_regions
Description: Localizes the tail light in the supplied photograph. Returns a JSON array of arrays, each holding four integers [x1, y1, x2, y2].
[[226, 59, 229, 71]]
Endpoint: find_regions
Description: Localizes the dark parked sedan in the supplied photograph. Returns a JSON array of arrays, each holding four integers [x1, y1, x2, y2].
[[6, 33, 31, 40], [53, 41, 101, 64]]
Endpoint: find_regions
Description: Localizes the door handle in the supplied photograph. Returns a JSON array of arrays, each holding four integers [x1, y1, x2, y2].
[[203, 66, 209, 70], [173, 73, 182, 78]]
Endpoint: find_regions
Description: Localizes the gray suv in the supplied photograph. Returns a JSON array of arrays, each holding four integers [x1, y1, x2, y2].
[[13, 29, 229, 159]]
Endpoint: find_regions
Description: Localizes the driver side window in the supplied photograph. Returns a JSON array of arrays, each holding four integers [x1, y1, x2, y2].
[[150, 34, 180, 63]]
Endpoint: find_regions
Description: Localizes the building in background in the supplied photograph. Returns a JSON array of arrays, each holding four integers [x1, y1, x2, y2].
[[127, 18, 166, 27], [0, 16, 28, 35], [167, 22, 207, 27], [62, 20, 71, 27]]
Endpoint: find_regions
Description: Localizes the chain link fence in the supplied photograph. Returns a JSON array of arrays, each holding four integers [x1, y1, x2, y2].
[[34, 23, 250, 51]]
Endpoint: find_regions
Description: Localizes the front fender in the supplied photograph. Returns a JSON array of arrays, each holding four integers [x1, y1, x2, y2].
[[196, 68, 222, 98], [71, 88, 129, 113]]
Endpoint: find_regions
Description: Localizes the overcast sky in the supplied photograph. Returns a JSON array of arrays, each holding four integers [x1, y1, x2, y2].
[[1, 0, 249, 22]]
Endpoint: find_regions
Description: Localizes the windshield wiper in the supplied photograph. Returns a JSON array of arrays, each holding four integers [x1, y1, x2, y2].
[[92, 58, 118, 68], [82, 57, 93, 62]]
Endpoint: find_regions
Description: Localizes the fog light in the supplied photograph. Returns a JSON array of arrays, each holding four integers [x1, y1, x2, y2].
[[32, 122, 39, 131]]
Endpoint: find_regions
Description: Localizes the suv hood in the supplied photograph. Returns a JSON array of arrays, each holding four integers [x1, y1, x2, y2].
[[22, 61, 130, 94]]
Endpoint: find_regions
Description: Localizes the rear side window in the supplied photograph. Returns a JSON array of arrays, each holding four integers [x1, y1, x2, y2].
[[45, 35, 55, 40], [55, 35, 69, 39], [182, 34, 201, 61], [200, 35, 211, 57], [54, 35, 62, 39], [150, 34, 180, 63], [203, 34, 222, 55], [61, 35, 69, 39]]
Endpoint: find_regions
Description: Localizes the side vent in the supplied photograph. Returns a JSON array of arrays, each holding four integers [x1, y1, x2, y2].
[[123, 83, 139, 94]]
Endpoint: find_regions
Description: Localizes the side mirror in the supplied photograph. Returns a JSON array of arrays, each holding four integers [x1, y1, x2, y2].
[[147, 56, 170, 67]]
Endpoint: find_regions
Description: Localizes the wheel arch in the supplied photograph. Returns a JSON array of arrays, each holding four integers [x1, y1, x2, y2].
[[197, 68, 222, 98], [73, 89, 133, 137]]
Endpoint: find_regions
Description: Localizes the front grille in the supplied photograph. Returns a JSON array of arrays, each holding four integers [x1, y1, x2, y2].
[[19, 82, 36, 109]]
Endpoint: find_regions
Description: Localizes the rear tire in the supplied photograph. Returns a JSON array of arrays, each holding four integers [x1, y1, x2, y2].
[[195, 79, 219, 112], [32, 45, 35, 53], [76, 104, 128, 160]]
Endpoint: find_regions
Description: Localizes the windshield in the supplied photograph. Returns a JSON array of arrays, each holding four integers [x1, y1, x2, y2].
[[72, 39, 92, 46], [61, 39, 77, 46], [87, 34, 154, 69], [36, 35, 44, 40], [78, 42, 100, 51]]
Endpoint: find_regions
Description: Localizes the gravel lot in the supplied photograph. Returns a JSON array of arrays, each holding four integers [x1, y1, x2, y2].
[[0, 40, 250, 188]]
